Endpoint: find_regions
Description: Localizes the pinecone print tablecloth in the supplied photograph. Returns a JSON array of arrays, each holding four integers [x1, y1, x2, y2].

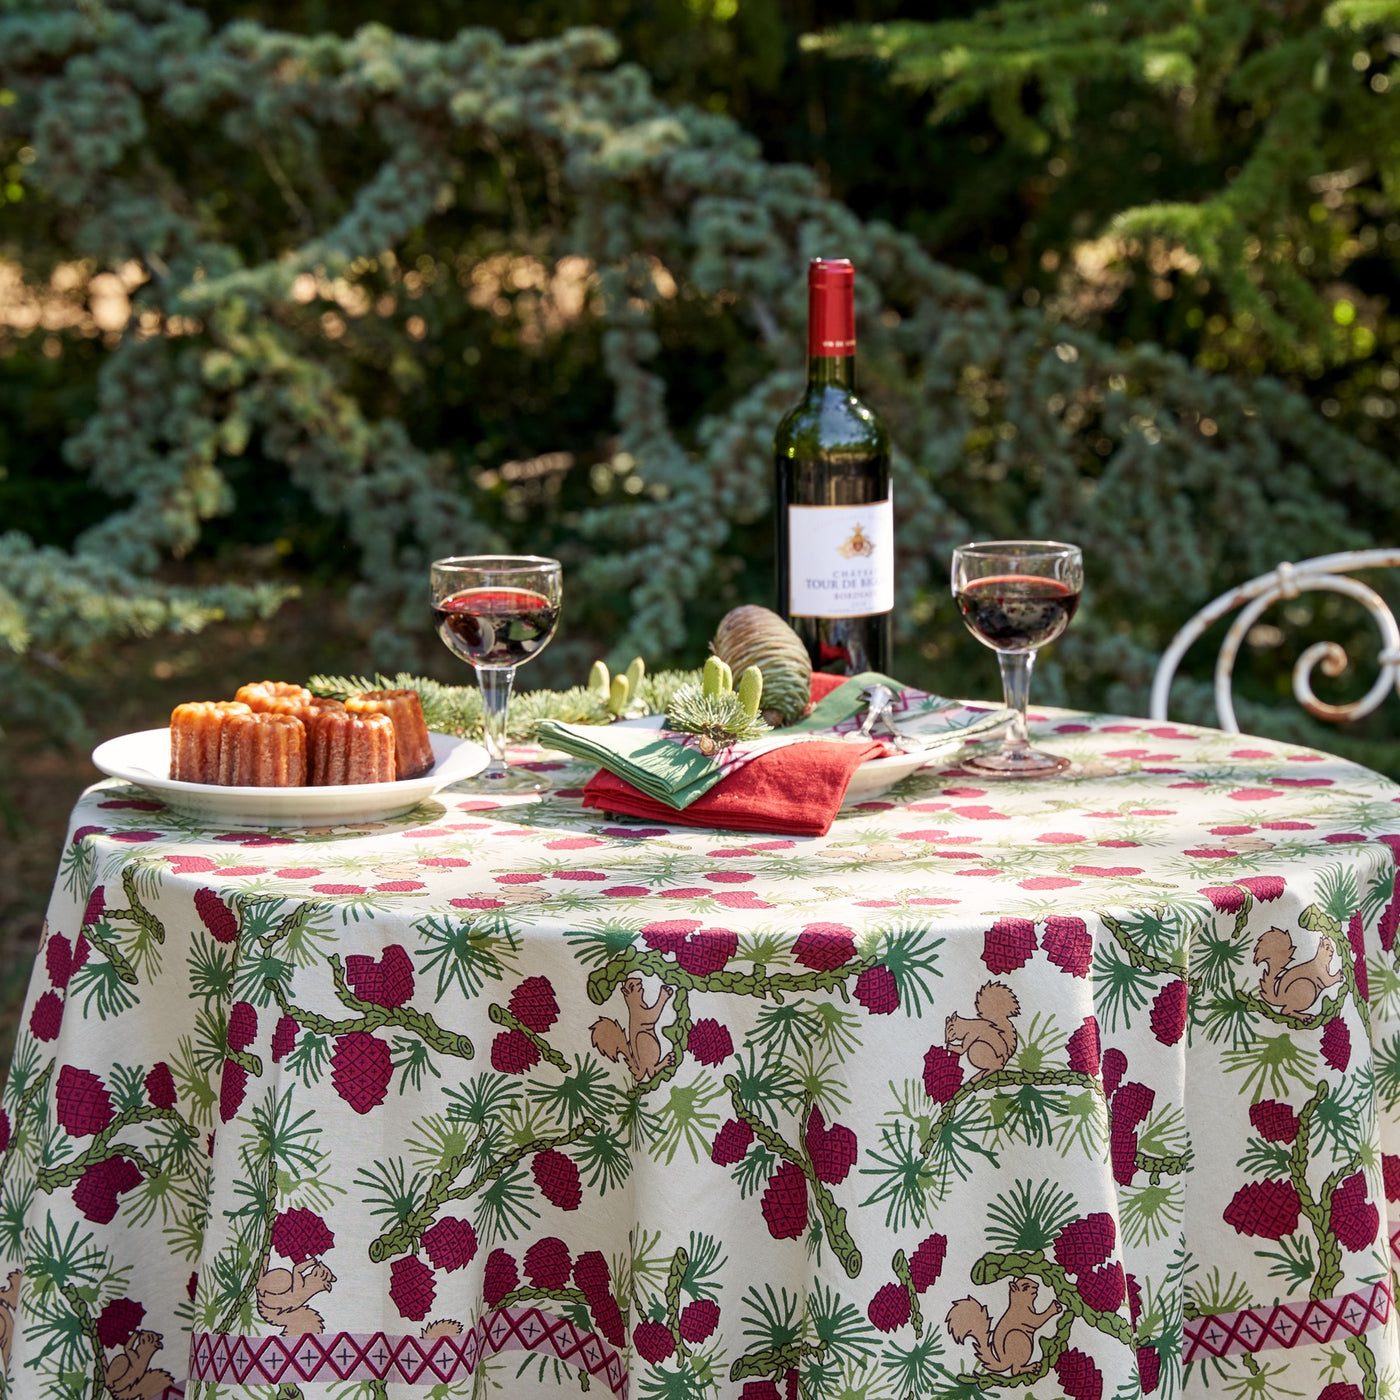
[[4, 710, 1400, 1400]]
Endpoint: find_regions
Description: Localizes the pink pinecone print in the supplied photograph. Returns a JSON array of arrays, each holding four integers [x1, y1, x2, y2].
[[922, 1045, 964, 1103], [712, 1118, 754, 1166], [1347, 909, 1369, 1001], [641, 918, 699, 955], [195, 888, 238, 943], [760, 1162, 808, 1240], [46, 933, 75, 990], [1076, 1263, 1125, 1313], [804, 1105, 857, 1185], [1380, 881, 1400, 952], [483, 1249, 518, 1306], [1238, 875, 1285, 902], [1249, 1100, 1299, 1143], [680, 1298, 720, 1342], [1110, 1082, 1154, 1185], [1149, 979, 1187, 1046], [1321, 1018, 1351, 1072], [144, 1063, 177, 1110], [867, 1281, 910, 1333], [345, 945, 415, 1008], [219, 1059, 248, 1122], [509, 976, 559, 1033], [56, 1065, 114, 1137], [1054, 1212, 1115, 1275], [688, 1019, 733, 1065], [72, 1155, 141, 1224], [1384, 1154, 1400, 1202], [1054, 1348, 1103, 1400], [908, 1234, 946, 1293], [1329, 1171, 1379, 1252], [792, 923, 856, 971], [574, 1250, 624, 1345], [491, 1029, 541, 1075], [1201, 884, 1246, 913], [226, 1001, 258, 1053], [29, 991, 64, 1042], [677, 927, 738, 976], [633, 1319, 676, 1363], [422, 1216, 478, 1273], [95, 1297, 145, 1349], [0, 1109, 10, 1154], [1126, 1273, 1143, 1326], [83, 885, 106, 927], [1317, 1386, 1364, 1400], [982, 916, 1036, 973], [523, 1236, 571, 1289], [742, 1385, 780, 1400], [1101, 1047, 1128, 1100], [532, 1149, 583, 1210], [389, 1255, 435, 1320], [271, 1016, 299, 1063], [855, 964, 898, 1014], [1042, 916, 1091, 977], [1224, 1179, 1301, 1239], [1067, 1018, 1101, 1077], [272, 1207, 334, 1262], [331, 1032, 393, 1114], [1137, 1345, 1161, 1395]]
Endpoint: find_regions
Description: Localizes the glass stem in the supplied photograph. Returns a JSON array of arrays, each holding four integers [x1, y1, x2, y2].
[[477, 665, 516, 773], [997, 651, 1035, 751]]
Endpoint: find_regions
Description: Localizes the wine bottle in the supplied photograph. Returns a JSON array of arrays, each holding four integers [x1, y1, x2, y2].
[[774, 257, 893, 675]]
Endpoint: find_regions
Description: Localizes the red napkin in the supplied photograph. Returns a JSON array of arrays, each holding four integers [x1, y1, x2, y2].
[[580, 671, 883, 837]]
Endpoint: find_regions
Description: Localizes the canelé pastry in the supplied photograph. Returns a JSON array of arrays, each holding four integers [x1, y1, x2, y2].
[[346, 689, 434, 779], [217, 711, 308, 787], [236, 681, 314, 716], [308, 708, 396, 785], [170, 701, 252, 783]]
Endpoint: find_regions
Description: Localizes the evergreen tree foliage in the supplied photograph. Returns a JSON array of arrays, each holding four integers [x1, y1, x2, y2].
[[0, 0, 1396, 760]]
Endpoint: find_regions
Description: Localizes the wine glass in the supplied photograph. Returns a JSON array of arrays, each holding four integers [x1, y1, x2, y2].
[[951, 540, 1083, 778], [431, 555, 563, 794]]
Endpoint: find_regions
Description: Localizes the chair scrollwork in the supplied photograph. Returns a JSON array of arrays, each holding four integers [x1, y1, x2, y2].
[[1150, 548, 1400, 732]]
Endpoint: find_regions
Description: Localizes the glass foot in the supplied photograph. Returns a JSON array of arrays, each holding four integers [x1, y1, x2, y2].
[[960, 746, 1070, 779], [454, 764, 549, 796]]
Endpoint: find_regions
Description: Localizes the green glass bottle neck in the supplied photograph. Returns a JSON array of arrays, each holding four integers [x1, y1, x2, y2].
[[806, 354, 855, 392]]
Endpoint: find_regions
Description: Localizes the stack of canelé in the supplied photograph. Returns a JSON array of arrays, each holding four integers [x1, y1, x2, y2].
[[169, 683, 434, 787]]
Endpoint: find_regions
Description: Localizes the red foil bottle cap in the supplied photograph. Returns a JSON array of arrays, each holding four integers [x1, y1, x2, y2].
[[808, 258, 855, 357]]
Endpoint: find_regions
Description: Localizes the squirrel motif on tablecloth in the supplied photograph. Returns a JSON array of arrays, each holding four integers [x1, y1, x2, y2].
[[590, 979, 674, 1082], [102, 1329, 175, 1399], [1253, 927, 1343, 1015], [944, 982, 1020, 1080], [255, 1258, 336, 1336], [0, 1269, 19, 1372], [945, 1278, 1061, 1375]]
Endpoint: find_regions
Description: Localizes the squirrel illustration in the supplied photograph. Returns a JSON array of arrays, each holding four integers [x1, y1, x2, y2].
[[420, 1319, 463, 1341], [944, 982, 1020, 1079], [255, 1259, 336, 1336], [590, 979, 674, 1082], [1254, 927, 1343, 1015], [103, 1329, 176, 1400], [945, 1278, 1062, 1375], [0, 1269, 19, 1371]]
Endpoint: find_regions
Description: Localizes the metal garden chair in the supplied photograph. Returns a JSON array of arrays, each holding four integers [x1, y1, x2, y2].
[[1150, 548, 1400, 732]]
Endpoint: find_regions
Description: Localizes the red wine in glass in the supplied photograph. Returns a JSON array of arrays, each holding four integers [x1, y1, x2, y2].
[[435, 587, 560, 668], [955, 575, 1080, 653]]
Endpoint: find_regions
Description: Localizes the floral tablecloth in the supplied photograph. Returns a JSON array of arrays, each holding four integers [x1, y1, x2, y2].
[[4, 710, 1400, 1400]]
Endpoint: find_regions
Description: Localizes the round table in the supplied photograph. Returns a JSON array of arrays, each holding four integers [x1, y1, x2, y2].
[[3, 710, 1399, 1400]]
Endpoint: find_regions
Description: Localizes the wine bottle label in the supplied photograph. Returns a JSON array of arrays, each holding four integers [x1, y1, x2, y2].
[[787, 499, 894, 617]]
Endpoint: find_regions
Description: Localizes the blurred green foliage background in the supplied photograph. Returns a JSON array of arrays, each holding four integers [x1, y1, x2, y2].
[[5, 0, 1400, 1015]]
